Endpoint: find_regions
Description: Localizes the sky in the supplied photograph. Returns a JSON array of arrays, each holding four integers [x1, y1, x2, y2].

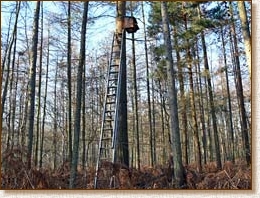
[[1, 1, 250, 94]]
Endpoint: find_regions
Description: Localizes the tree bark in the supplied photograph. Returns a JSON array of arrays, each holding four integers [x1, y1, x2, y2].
[[220, 25, 235, 163], [229, 2, 250, 165], [183, 11, 202, 172], [67, 1, 73, 163], [194, 43, 207, 164], [39, 26, 50, 168], [8, 3, 20, 150], [141, 2, 154, 166], [237, 1, 251, 79], [35, 3, 44, 167], [82, 56, 86, 170], [173, 24, 189, 165], [1, 2, 21, 122], [116, 1, 129, 167], [27, 1, 41, 169], [197, 5, 222, 170], [161, 2, 185, 188], [69, 2, 89, 188], [130, 3, 140, 169]]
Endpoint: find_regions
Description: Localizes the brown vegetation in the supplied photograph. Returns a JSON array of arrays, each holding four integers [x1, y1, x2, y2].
[[1, 148, 251, 189]]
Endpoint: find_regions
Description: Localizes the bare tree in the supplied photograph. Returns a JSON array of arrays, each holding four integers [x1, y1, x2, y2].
[[35, 2, 44, 167], [27, 1, 41, 169], [69, 2, 89, 188], [67, 1, 73, 163]]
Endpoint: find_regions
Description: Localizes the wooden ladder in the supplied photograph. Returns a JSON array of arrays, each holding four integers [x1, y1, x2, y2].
[[94, 31, 125, 189]]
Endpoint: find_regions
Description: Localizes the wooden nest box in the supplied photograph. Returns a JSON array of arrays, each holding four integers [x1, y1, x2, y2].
[[116, 16, 139, 33]]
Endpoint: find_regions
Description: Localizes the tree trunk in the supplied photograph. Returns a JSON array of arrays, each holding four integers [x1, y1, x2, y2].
[[69, 2, 89, 188], [197, 5, 222, 170], [141, 2, 154, 167], [201, 32, 222, 169], [9, 3, 20, 150], [229, 2, 250, 165], [82, 57, 86, 170], [27, 1, 41, 169], [220, 25, 235, 163], [1, 2, 21, 123], [151, 76, 157, 165], [39, 26, 50, 168], [158, 81, 167, 163], [161, 2, 185, 188], [35, 3, 44, 167], [130, 5, 140, 169], [183, 12, 202, 172], [116, 1, 129, 167], [173, 24, 188, 165], [237, 1, 251, 79], [67, 1, 73, 163], [52, 59, 59, 170], [194, 45, 207, 165]]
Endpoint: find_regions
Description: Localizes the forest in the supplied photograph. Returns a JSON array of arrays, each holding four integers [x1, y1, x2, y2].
[[1, 1, 251, 189]]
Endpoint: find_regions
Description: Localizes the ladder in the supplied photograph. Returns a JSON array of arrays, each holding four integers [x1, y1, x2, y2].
[[94, 30, 125, 189]]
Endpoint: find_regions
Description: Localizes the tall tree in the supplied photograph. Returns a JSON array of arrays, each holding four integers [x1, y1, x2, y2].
[[183, 4, 202, 172], [1, 2, 21, 123], [7, 2, 20, 150], [27, 1, 41, 169], [82, 52, 86, 170], [116, 1, 129, 167], [237, 1, 251, 79], [39, 26, 50, 169], [173, 24, 189, 165], [197, 4, 222, 170], [67, 1, 73, 163], [161, 2, 185, 188], [69, 2, 89, 188], [229, 2, 250, 165], [141, 1, 154, 166], [130, 1, 140, 171], [35, 2, 44, 167], [220, 24, 235, 163], [194, 42, 208, 164]]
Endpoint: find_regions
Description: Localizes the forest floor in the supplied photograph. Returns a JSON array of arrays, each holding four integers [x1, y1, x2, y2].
[[1, 148, 251, 189]]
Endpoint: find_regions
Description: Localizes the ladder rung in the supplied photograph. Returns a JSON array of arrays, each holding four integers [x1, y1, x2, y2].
[[108, 86, 117, 89], [110, 64, 119, 67], [105, 110, 114, 113], [109, 71, 118, 74], [104, 115, 113, 119], [104, 118, 114, 121], [107, 93, 116, 97], [104, 117, 113, 121], [106, 101, 115, 105], [103, 127, 113, 131], [94, 31, 125, 189], [104, 118, 114, 122], [110, 61, 118, 65], [108, 78, 118, 81]]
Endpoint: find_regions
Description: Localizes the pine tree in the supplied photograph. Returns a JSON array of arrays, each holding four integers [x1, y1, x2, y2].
[[161, 2, 185, 188]]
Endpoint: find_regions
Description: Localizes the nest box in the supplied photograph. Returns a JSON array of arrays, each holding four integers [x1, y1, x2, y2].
[[116, 16, 139, 33]]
